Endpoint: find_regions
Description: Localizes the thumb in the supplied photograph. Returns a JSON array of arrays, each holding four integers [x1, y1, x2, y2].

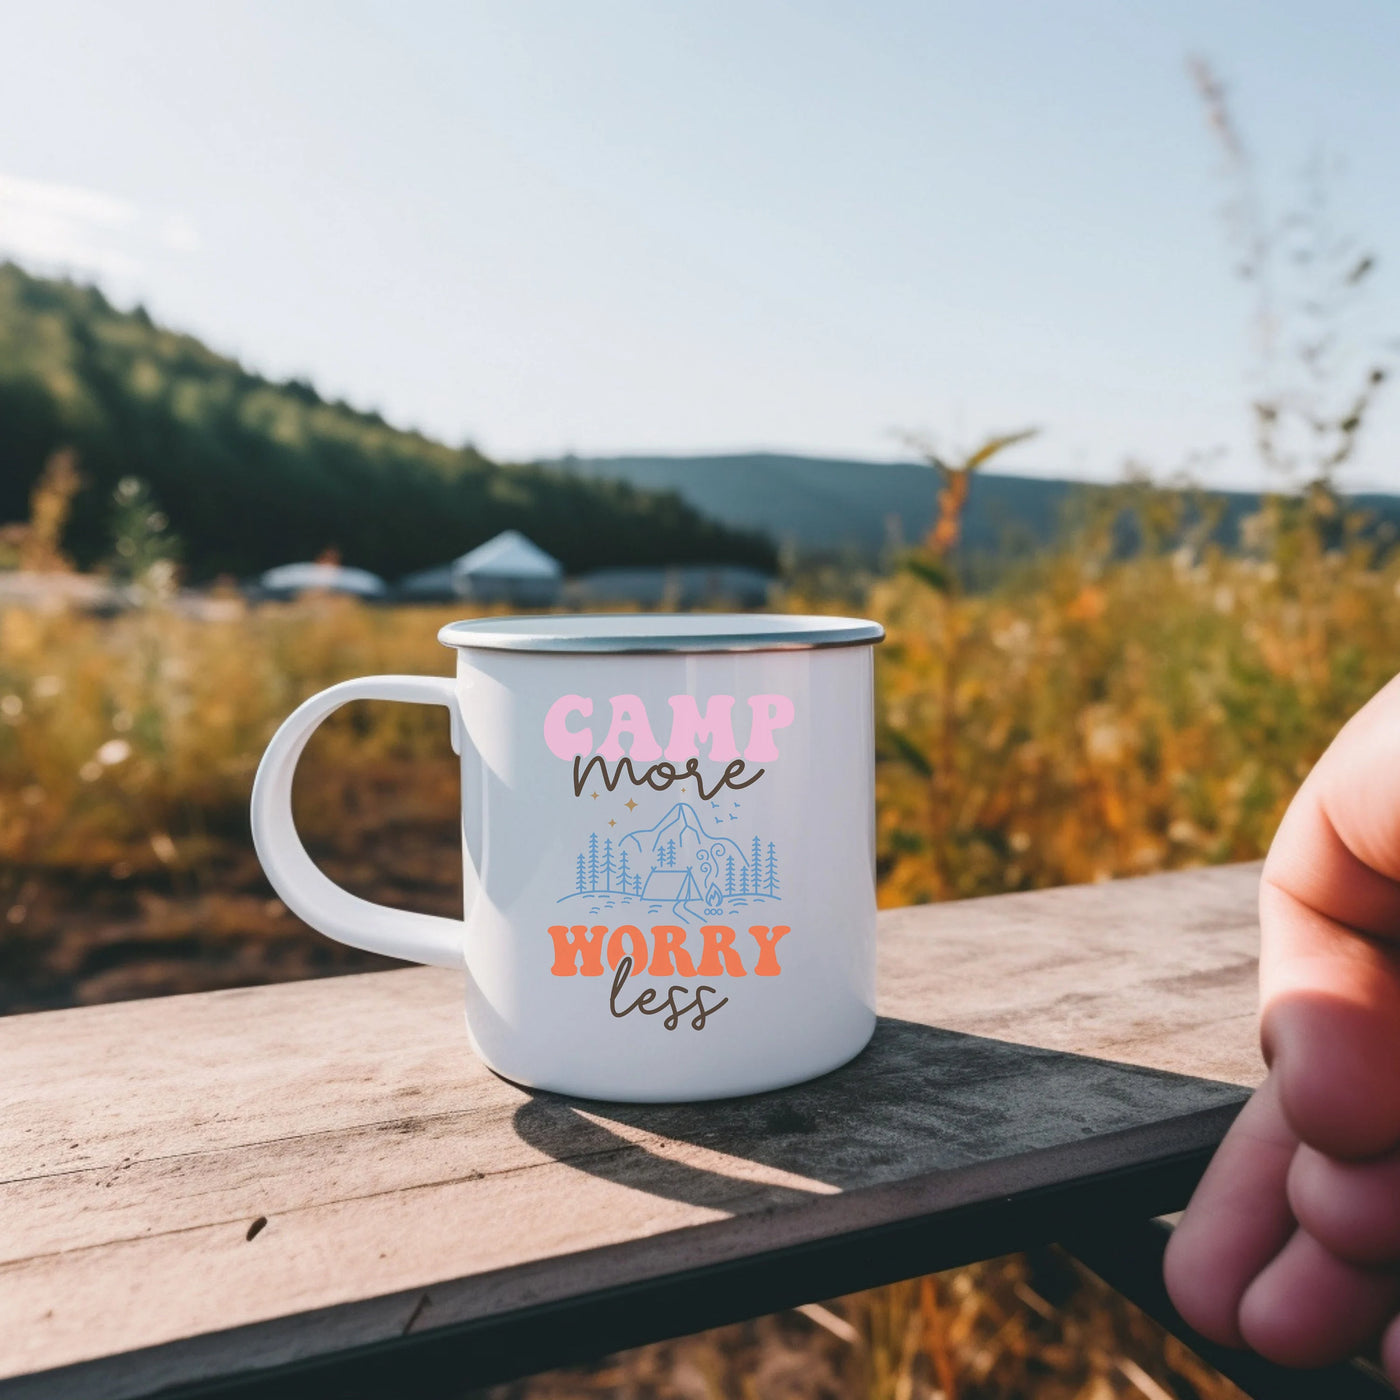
[[1261, 674, 1400, 1158]]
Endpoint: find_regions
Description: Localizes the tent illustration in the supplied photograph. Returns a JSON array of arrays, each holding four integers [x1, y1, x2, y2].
[[641, 867, 701, 904]]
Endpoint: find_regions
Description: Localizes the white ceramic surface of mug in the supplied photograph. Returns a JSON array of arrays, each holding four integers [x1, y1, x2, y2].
[[251, 613, 884, 1102]]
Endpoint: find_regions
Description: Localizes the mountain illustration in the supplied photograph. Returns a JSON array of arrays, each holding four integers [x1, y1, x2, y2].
[[618, 802, 748, 871], [559, 801, 780, 919]]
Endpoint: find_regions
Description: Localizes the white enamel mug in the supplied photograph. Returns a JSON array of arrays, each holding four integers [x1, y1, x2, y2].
[[251, 613, 884, 1102]]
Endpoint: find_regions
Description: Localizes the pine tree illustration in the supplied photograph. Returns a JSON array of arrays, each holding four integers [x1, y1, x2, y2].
[[739, 863, 749, 896], [603, 838, 614, 894], [618, 849, 630, 894], [588, 832, 599, 890], [766, 841, 778, 896], [726, 855, 736, 895], [664, 839, 676, 868], [751, 835, 762, 873], [576, 852, 586, 893]]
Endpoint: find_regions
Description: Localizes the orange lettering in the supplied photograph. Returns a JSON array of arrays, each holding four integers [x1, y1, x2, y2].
[[748, 924, 790, 976], [547, 924, 607, 976], [648, 924, 697, 977], [606, 924, 649, 970], [696, 924, 747, 976]]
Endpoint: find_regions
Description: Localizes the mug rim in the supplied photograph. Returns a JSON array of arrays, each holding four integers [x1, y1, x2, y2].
[[437, 612, 884, 655]]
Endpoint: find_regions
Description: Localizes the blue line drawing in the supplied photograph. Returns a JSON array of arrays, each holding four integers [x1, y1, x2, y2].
[[556, 801, 780, 924]]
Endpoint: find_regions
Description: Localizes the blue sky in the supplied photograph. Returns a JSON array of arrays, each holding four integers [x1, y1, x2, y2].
[[1, 1, 1397, 486]]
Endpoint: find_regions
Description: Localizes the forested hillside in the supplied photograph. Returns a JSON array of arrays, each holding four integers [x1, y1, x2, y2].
[[0, 265, 775, 579]]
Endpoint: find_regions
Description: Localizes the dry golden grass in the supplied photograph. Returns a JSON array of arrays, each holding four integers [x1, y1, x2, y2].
[[5, 510, 1393, 910], [864, 503, 1398, 907], [475, 1251, 1246, 1400], [0, 594, 485, 1008], [0, 593, 470, 881]]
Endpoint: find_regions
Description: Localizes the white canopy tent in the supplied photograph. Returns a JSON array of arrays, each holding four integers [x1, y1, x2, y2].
[[257, 562, 388, 600], [398, 530, 563, 604]]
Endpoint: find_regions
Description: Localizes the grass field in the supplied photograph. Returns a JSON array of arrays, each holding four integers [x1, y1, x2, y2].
[[5, 488, 1394, 994]]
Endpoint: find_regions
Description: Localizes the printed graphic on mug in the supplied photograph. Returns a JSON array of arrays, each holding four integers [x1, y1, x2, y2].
[[541, 690, 796, 1033]]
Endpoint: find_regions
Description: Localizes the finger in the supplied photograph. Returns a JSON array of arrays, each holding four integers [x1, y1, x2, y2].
[[1164, 1076, 1297, 1346], [1239, 1227, 1400, 1367], [1380, 1310, 1400, 1387], [1288, 1142, 1400, 1266], [1264, 671, 1400, 935], [1259, 675, 1400, 1158], [1260, 879, 1400, 1158]]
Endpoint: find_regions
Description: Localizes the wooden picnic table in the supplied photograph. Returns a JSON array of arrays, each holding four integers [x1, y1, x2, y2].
[[1, 863, 1269, 1399]]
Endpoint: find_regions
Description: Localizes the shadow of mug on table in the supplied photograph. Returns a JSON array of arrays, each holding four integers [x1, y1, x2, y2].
[[508, 1016, 1248, 1211]]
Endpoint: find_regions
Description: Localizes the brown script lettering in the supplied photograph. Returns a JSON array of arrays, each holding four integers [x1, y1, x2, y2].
[[608, 956, 728, 1030], [573, 753, 765, 801]]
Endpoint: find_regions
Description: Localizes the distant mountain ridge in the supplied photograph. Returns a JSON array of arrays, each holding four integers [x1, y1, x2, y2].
[[547, 452, 1400, 560], [0, 265, 776, 580]]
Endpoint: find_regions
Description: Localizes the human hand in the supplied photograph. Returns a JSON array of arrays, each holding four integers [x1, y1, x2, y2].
[[1165, 674, 1400, 1374]]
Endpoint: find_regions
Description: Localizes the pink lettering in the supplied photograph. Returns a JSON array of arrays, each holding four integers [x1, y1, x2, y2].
[[664, 694, 739, 762], [543, 695, 593, 760], [598, 694, 664, 762], [744, 694, 796, 762]]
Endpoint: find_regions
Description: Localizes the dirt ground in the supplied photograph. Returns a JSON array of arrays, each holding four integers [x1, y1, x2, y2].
[[0, 755, 457, 1013]]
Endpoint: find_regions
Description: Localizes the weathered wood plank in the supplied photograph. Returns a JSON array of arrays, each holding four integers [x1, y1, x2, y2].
[[0, 863, 1264, 1397], [876, 861, 1264, 1085]]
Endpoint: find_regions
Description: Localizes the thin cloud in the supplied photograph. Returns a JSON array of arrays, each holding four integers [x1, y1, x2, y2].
[[0, 171, 198, 284], [158, 214, 200, 254]]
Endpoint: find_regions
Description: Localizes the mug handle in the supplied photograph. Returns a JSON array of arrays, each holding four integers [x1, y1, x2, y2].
[[250, 675, 465, 968]]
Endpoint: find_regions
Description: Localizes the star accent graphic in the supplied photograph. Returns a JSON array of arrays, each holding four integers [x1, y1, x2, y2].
[[624, 798, 638, 812], [590, 791, 599, 800], [608, 818, 617, 828]]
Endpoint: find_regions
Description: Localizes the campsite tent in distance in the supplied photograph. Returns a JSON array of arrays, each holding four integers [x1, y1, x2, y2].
[[397, 529, 564, 606], [396, 529, 774, 608], [256, 562, 388, 601]]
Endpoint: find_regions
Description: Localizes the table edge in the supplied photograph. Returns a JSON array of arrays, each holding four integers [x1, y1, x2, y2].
[[0, 1097, 1246, 1400]]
